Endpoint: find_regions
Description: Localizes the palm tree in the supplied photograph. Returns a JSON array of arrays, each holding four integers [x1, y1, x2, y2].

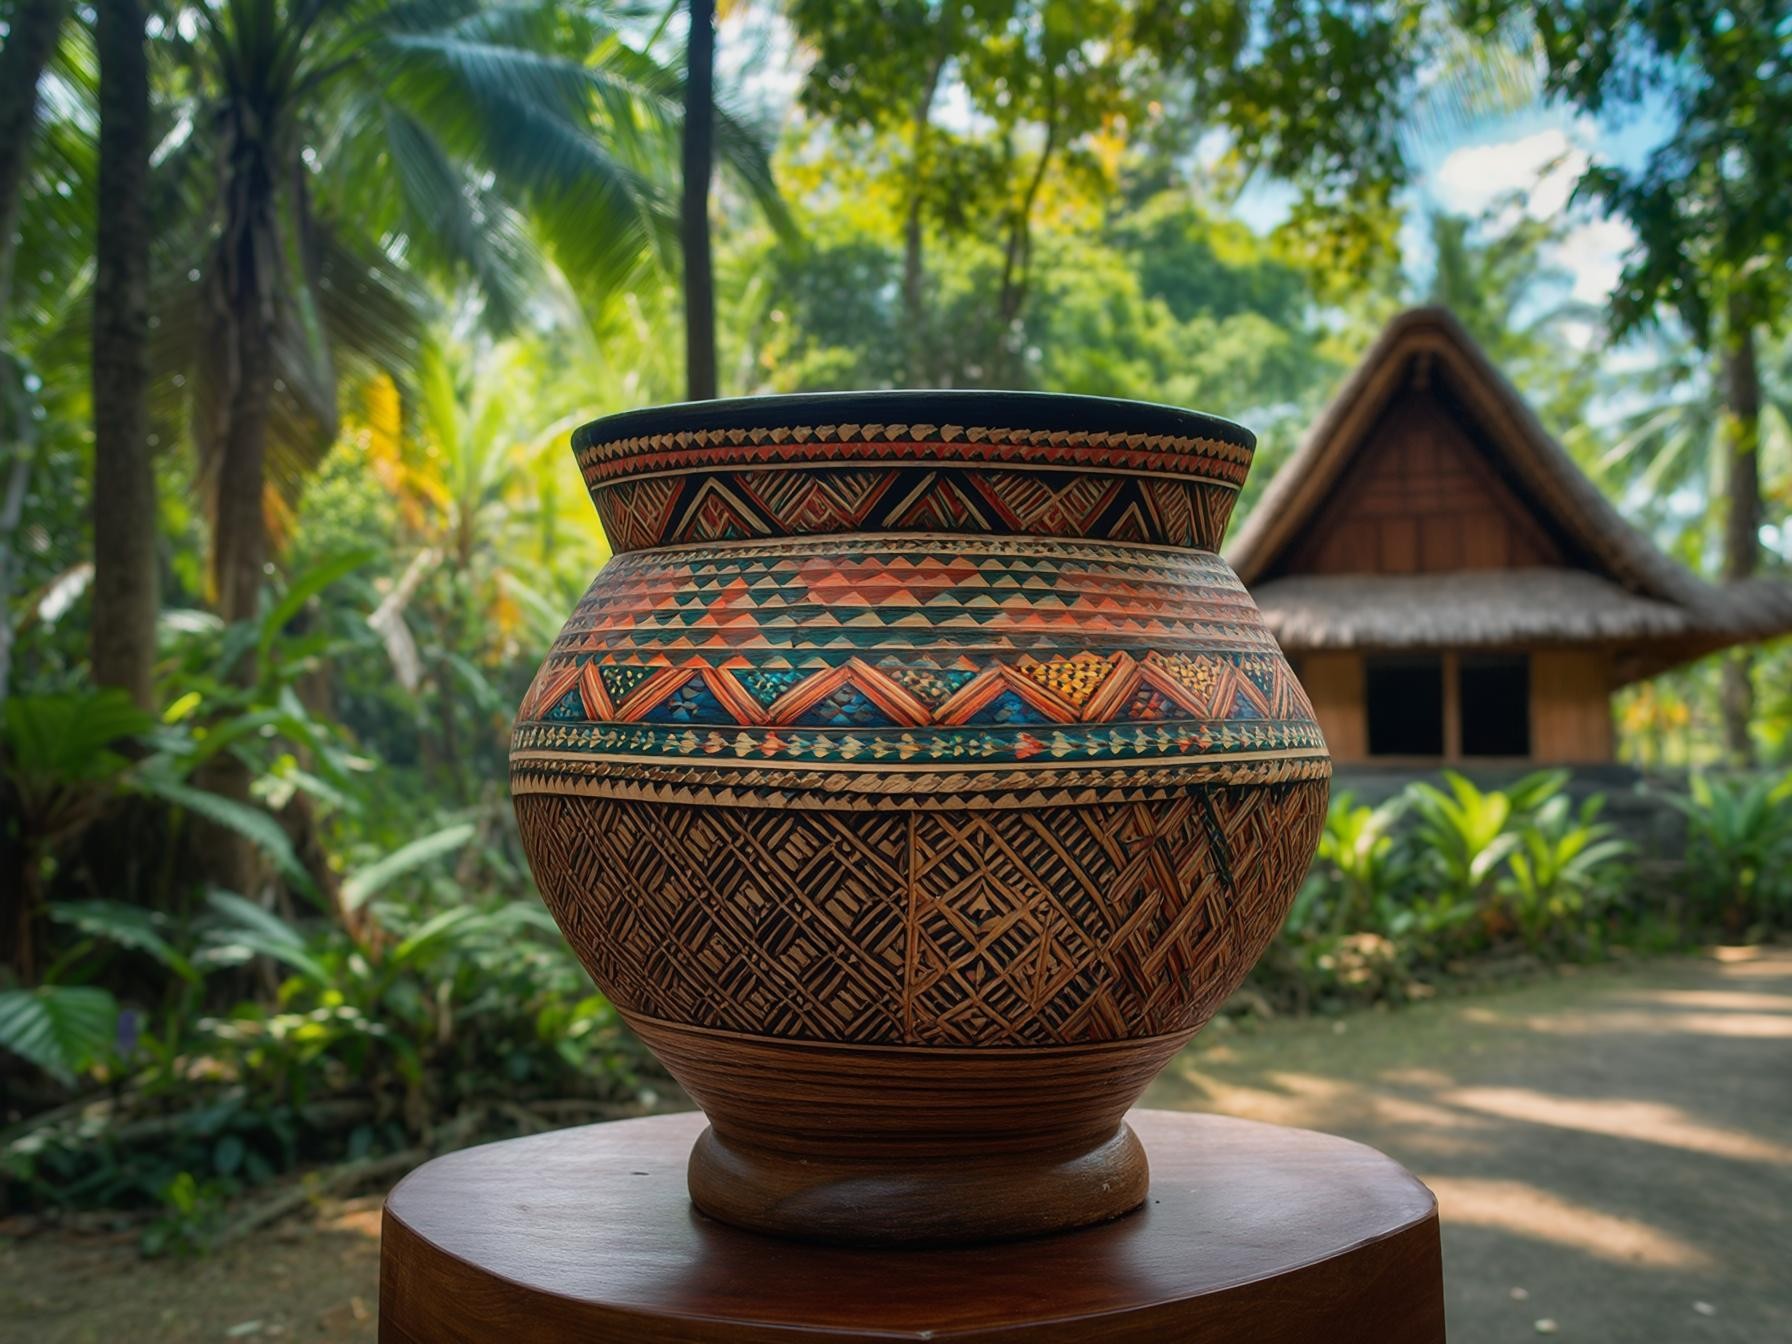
[[1594, 334, 1792, 566], [0, 0, 68, 317], [1421, 207, 1601, 433], [681, 0, 716, 399], [91, 0, 156, 710], [134, 0, 777, 891], [0, 0, 72, 706], [147, 0, 778, 629]]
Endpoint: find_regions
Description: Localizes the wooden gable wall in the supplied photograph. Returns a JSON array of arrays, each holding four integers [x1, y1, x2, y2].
[[1271, 386, 1563, 579]]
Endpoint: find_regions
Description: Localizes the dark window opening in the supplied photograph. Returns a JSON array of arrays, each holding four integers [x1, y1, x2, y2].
[[1366, 656, 1444, 756], [1459, 654, 1531, 757]]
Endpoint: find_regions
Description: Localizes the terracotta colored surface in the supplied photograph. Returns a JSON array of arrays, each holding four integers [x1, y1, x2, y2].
[[509, 393, 1329, 1242], [378, 1108, 1443, 1343]]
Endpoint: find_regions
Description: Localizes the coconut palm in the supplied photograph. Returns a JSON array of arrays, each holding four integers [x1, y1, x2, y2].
[[91, 0, 156, 710], [0, 15, 96, 707], [1594, 334, 1792, 567], [0, 0, 69, 318], [126, 0, 778, 894], [145, 0, 779, 628], [1422, 206, 1602, 433]]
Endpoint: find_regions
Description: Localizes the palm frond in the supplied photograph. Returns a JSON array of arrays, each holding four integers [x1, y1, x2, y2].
[[374, 99, 542, 330], [377, 36, 671, 297]]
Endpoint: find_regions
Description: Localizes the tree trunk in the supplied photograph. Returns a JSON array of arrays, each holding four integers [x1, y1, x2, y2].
[[900, 53, 946, 386], [0, 0, 67, 705], [993, 94, 1057, 385], [1718, 296, 1761, 765], [196, 136, 279, 898], [681, 0, 717, 401], [0, 0, 66, 316], [212, 302, 274, 625], [91, 0, 157, 710], [198, 268, 274, 894]]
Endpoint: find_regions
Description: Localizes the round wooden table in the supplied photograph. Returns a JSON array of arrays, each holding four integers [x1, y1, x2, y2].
[[380, 1109, 1443, 1343]]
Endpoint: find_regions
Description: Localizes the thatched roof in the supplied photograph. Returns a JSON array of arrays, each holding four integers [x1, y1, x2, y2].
[[1226, 307, 1792, 682]]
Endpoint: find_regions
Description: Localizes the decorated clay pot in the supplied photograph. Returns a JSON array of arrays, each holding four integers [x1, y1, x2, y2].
[[511, 391, 1329, 1245]]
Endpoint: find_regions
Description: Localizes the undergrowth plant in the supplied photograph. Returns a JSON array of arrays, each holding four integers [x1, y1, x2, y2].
[[1254, 768, 1642, 1013], [1668, 771, 1792, 935]]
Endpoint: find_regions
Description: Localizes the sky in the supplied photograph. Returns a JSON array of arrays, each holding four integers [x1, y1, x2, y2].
[[1235, 95, 1674, 336]]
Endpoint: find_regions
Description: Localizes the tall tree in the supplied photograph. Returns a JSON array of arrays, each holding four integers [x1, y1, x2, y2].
[[682, 0, 717, 399], [0, 0, 66, 316], [90, 0, 157, 710], [1465, 0, 1792, 760], [145, 0, 778, 892], [788, 0, 962, 383], [789, 0, 1442, 386], [0, 0, 70, 706], [151, 0, 779, 631]]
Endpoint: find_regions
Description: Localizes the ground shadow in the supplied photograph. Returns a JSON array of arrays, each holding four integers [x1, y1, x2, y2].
[[1144, 949, 1792, 1344]]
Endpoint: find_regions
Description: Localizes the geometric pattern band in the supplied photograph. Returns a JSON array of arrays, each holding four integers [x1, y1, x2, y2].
[[512, 534, 1326, 802], [513, 779, 1328, 1048], [593, 463, 1244, 553], [576, 423, 1255, 554], [580, 421, 1254, 551]]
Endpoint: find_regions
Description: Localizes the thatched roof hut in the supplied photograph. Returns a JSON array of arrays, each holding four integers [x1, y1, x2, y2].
[[1228, 307, 1792, 764]]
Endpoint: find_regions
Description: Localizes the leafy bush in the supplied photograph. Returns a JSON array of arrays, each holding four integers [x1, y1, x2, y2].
[[1251, 769, 1639, 1013], [1668, 771, 1792, 934], [2, 876, 649, 1251], [1501, 793, 1633, 955]]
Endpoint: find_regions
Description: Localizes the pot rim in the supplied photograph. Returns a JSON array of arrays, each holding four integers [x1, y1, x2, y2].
[[571, 389, 1254, 457]]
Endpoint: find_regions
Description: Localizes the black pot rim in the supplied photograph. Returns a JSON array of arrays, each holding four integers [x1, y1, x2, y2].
[[571, 389, 1254, 455]]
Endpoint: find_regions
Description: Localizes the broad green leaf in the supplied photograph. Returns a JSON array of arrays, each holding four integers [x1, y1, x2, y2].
[[391, 906, 493, 966], [202, 890, 333, 986], [48, 901, 198, 981], [0, 986, 120, 1084], [259, 548, 378, 655], [341, 822, 477, 912], [136, 779, 314, 895]]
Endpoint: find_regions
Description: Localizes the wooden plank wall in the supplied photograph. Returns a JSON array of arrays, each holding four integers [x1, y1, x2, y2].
[[1280, 395, 1562, 577], [1296, 653, 1367, 762], [1530, 649, 1615, 763]]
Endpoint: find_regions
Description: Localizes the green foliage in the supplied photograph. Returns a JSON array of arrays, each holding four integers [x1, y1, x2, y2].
[[1403, 768, 1533, 881], [1667, 771, 1792, 933], [3, 861, 648, 1247], [1502, 794, 1634, 955], [0, 985, 120, 1085], [1464, 0, 1792, 344], [1257, 769, 1642, 1013], [340, 822, 476, 913], [1304, 791, 1414, 935]]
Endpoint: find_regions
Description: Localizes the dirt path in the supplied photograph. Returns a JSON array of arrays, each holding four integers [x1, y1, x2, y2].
[[4, 948, 1787, 1343], [1146, 946, 1792, 1344]]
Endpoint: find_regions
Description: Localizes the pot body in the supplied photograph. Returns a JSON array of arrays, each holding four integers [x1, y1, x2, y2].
[[511, 393, 1329, 1244]]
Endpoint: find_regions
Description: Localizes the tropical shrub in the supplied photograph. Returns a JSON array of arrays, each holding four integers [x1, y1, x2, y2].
[[1668, 771, 1792, 934], [2, 862, 648, 1252], [1302, 791, 1415, 936], [1501, 793, 1633, 955], [1249, 769, 1642, 1013]]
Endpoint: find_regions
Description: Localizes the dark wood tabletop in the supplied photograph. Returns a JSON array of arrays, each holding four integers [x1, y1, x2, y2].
[[379, 1108, 1444, 1343]]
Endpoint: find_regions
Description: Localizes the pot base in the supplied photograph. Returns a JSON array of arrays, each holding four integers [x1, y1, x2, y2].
[[689, 1121, 1148, 1247], [627, 1013, 1197, 1246]]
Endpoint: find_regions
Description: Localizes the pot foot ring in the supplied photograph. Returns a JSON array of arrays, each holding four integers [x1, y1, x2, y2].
[[688, 1122, 1149, 1246]]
